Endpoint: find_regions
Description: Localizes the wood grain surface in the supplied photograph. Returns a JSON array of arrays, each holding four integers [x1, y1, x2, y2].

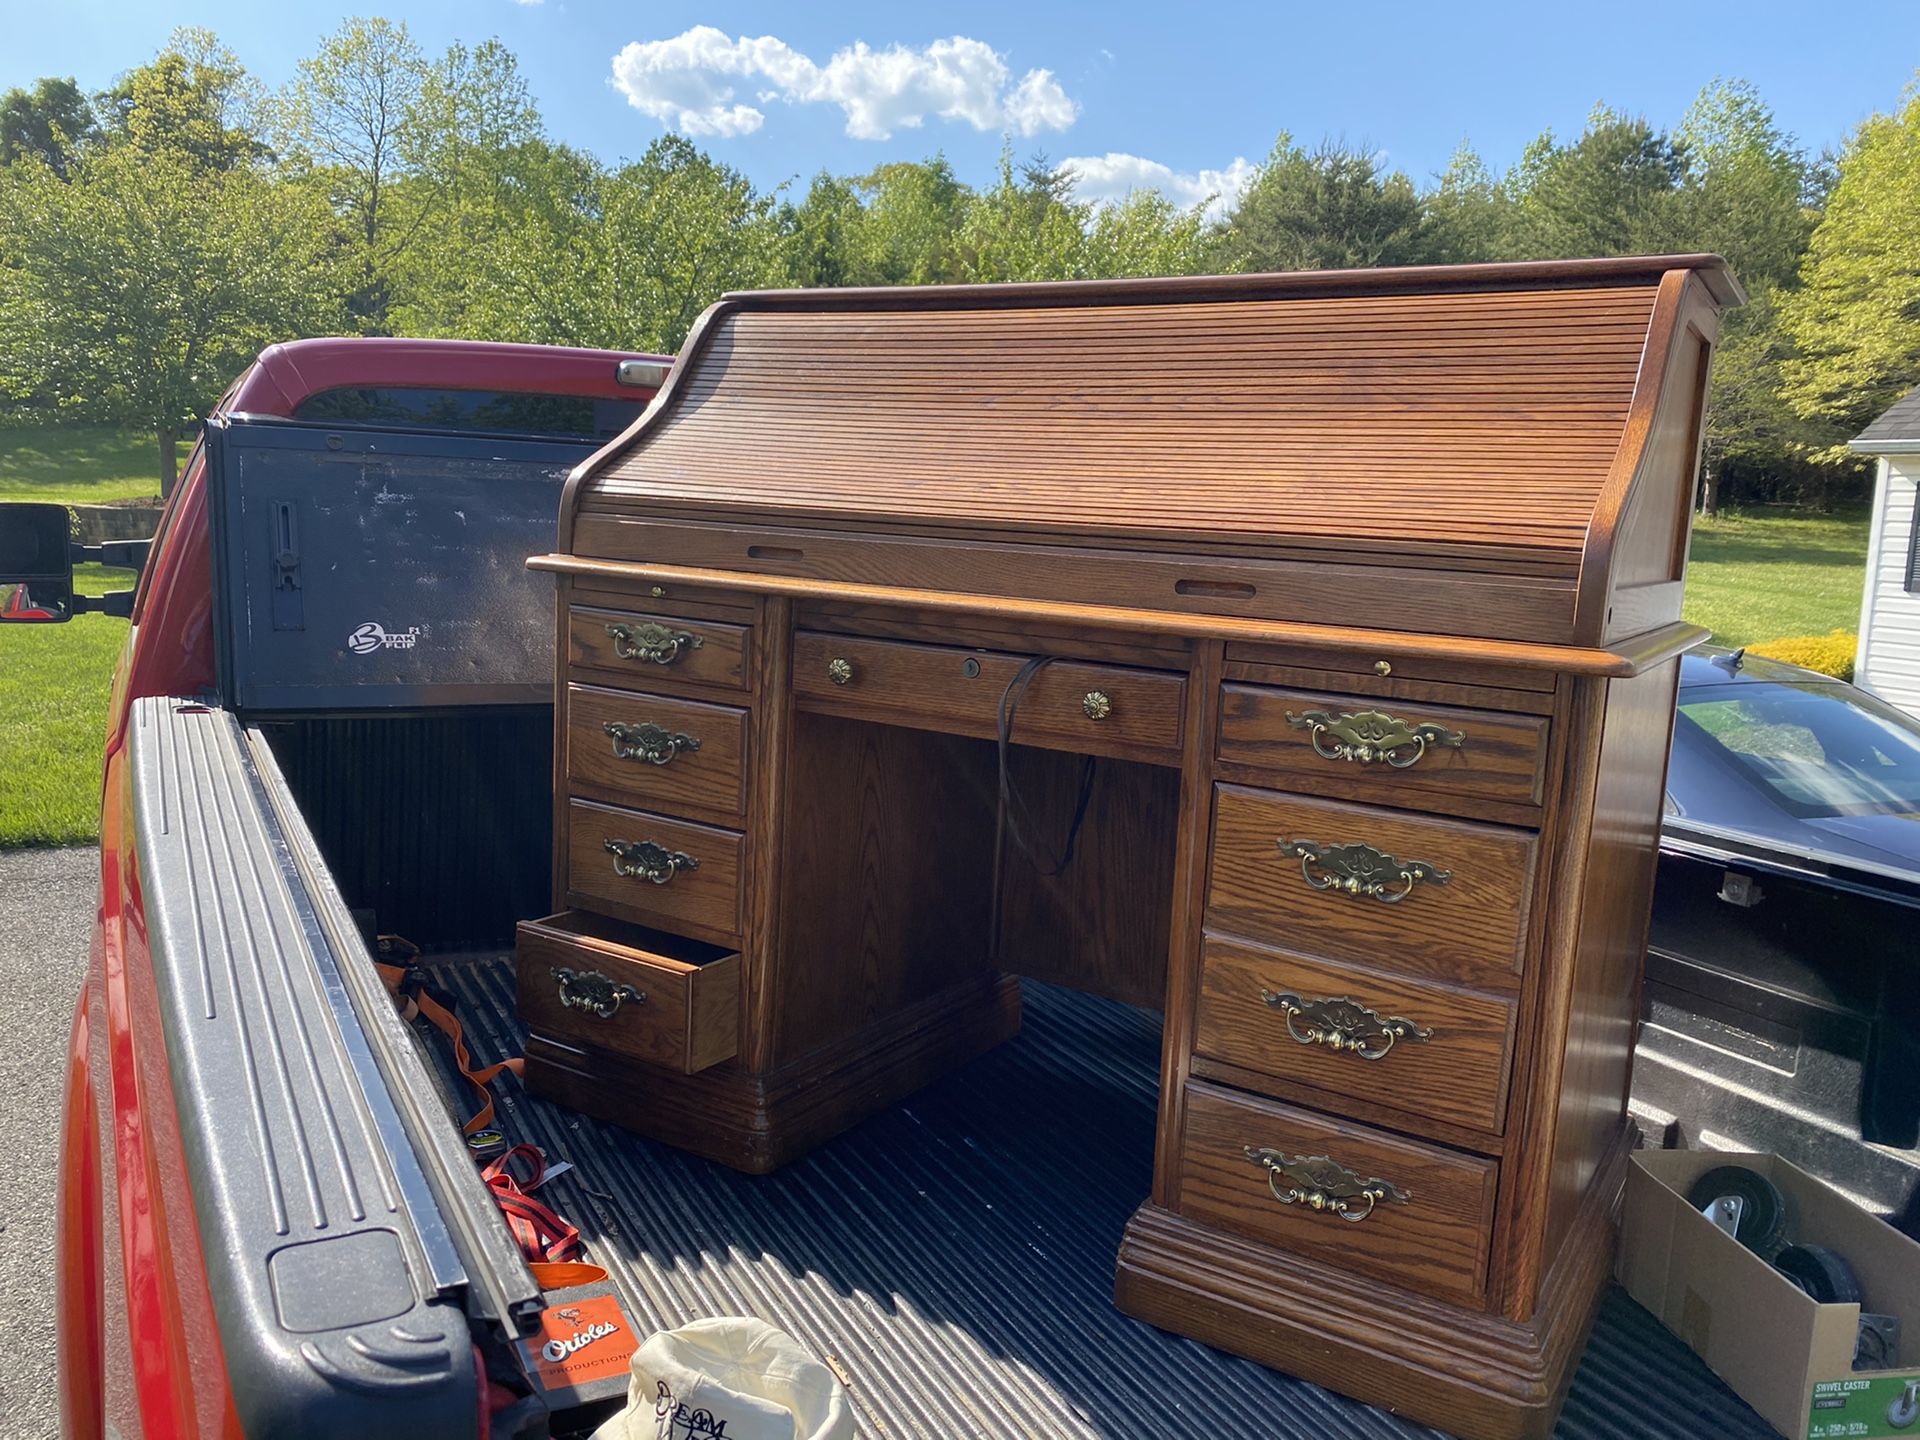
[[1217, 683, 1550, 809], [565, 798, 745, 942], [1205, 784, 1538, 989], [1175, 1081, 1499, 1303], [565, 683, 748, 821], [1192, 934, 1516, 1134], [568, 604, 752, 694], [516, 911, 739, 1073]]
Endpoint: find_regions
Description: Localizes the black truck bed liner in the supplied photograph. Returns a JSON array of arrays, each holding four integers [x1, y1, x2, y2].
[[423, 956, 1780, 1440]]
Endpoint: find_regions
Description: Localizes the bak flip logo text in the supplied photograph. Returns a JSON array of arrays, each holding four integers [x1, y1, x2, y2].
[[348, 621, 421, 654]]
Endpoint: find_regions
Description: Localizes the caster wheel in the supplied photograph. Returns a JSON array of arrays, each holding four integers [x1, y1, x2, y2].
[[1889, 1381, 1918, 1430], [1773, 1244, 1863, 1305], [1687, 1165, 1788, 1256]]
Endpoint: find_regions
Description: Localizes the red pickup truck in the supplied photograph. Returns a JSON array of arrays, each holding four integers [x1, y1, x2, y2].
[[0, 335, 1784, 1440]]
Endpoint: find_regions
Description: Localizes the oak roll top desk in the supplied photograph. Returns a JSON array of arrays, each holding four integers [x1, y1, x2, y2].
[[519, 256, 1740, 1439]]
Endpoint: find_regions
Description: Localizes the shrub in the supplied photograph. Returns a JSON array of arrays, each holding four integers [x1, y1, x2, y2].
[[1747, 630, 1856, 681]]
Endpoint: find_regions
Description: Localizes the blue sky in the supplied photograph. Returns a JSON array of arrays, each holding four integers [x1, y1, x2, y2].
[[7, 0, 1920, 214]]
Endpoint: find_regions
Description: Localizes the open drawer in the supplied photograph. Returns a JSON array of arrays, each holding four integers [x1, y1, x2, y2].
[[515, 910, 739, 1073]]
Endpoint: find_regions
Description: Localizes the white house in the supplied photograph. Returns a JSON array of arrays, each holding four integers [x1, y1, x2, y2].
[[1851, 386, 1920, 717]]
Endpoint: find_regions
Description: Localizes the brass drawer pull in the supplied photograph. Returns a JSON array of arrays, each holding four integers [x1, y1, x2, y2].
[[1082, 690, 1112, 721], [603, 719, 701, 766], [604, 837, 700, 884], [1276, 837, 1450, 904], [1261, 990, 1434, 1060], [606, 620, 703, 665], [826, 656, 854, 685], [1244, 1148, 1410, 1223], [550, 965, 644, 1019], [1284, 708, 1465, 768]]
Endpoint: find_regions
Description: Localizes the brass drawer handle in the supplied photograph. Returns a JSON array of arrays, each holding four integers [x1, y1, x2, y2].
[[1244, 1148, 1410, 1223], [1082, 690, 1112, 721], [604, 837, 699, 884], [606, 620, 703, 665], [550, 965, 644, 1019], [1276, 837, 1450, 904], [1261, 990, 1434, 1060], [826, 656, 854, 685], [1284, 708, 1464, 768], [603, 719, 701, 766]]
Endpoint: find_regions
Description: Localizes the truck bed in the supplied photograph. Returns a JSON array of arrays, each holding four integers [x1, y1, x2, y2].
[[418, 955, 1781, 1440]]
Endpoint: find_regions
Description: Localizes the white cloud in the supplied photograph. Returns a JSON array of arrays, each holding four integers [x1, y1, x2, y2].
[[610, 26, 1079, 141], [512, 0, 543, 7], [1060, 152, 1258, 223]]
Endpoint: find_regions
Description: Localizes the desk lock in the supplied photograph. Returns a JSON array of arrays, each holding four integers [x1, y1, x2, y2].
[[1260, 991, 1433, 1060], [1244, 1148, 1410, 1223], [604, 836, 699, 885]]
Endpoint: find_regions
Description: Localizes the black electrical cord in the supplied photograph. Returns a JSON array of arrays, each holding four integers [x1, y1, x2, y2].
[[988, 655, 1099, 964]]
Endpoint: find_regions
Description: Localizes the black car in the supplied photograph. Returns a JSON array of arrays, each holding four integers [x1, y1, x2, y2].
[[1634, 648, 1920, 1218]]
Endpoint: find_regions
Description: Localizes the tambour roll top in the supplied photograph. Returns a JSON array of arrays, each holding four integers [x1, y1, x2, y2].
[[556, 256, 1739, 656]]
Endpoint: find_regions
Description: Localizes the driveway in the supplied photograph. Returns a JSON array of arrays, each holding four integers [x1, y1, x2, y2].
[[0, 846, 95, 1440]]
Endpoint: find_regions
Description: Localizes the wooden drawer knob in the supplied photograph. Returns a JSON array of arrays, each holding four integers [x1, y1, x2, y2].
[[1244, 1148, 1410, 1223], [1261, 990, 1433, 1061]]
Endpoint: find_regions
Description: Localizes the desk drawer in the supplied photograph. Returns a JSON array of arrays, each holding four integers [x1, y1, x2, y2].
[[567, 684, 747, 820], [1206, 785, 1536, 990], [517, 910, 738, 1073], [1193, 936, 1516, 1135], [569, 606, 751, 694], [566, 799, 744, 941], [792, 631, 1185, 763], [1218, 685, 1549, 810], [1176, 1081, 1497, 1304]]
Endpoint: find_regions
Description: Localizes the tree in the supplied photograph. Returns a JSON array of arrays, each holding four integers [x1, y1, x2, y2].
[[1505, 106, 1684, 259], [1220, 135, 1439, 273], [1669, 81, 1821, 510], [0, 146, 348, 491], [781, 173, 868, 288], [97, 29, 268, 172], [845, 157, 972, 285], [279, 17, 429, 326], [1779, 81, 1920, 440], [1423, 143, 1512, 262], [955, 148, 1088, 282], [447, 135, 785, 353], [1081, 190, 1211, 278], [0, 77, 97, 177]]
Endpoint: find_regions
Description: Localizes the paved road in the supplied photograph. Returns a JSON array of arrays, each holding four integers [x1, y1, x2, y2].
[[0, 846, 94, 1440]]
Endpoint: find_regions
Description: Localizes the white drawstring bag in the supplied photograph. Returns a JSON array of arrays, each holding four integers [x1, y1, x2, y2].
[[591, 1316, 854, 1440]]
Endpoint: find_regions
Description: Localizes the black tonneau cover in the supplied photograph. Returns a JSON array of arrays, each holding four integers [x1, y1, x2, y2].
[[206, 415, 590, 712]]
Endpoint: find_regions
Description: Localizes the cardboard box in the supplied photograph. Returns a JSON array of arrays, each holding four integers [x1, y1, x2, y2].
[[1619, 1149, 1920, 1440]]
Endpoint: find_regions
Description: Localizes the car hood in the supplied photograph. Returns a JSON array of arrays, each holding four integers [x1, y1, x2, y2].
[[1796, 809, 1920, 870], [1662, 811, 1920, 907]]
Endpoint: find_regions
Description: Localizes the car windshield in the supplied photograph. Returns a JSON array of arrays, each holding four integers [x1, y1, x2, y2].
[[1676, 679, 1920, 819]]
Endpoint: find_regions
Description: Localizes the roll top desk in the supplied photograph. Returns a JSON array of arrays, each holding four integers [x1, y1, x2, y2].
[[520, 256, 1739, 1439]]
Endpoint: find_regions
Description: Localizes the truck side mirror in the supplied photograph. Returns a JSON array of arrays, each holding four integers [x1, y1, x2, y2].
[[0, 502, 76, 623]]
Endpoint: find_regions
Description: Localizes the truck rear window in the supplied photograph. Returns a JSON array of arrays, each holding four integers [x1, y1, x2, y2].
[[292, 386, 647, 440]]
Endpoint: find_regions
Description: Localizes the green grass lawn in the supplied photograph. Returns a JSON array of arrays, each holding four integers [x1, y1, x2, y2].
[[0, 424, 167, 503], [0, 564, 132, 845], [1681, 507, 1872, 649]]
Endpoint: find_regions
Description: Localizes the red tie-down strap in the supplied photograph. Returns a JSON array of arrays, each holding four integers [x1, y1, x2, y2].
[[375, 951, 524, 1136], [482, 1145, 584, 1265]]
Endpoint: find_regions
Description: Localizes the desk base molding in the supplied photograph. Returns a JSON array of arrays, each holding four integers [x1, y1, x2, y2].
[[1114, 1131, 1625, 1440], [524, 972, 1023, 1173]]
